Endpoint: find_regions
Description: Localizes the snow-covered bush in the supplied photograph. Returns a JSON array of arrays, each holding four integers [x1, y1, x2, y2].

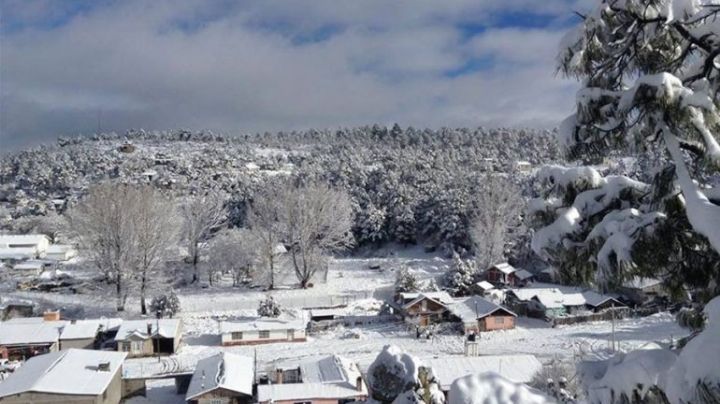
[[447, 372, 553, 404], [149, 291, 180, 318], [444, 253, 476, 296], [395, 267, 421, 295], [257, 295, 281, 318], [530, 359, 578, 403], [368, 345, 421, 403]]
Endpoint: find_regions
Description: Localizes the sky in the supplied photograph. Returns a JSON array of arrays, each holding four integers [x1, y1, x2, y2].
[[0, 0, 593, 151]]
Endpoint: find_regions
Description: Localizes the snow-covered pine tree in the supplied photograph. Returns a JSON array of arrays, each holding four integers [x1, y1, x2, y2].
[[444, 252, 476, 296], [538, 0, 720, 293], [257, 295, 281, 317], [395, 267, 421, 294]]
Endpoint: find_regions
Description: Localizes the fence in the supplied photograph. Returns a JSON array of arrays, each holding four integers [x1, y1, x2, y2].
[[550, 308, 632, 326]]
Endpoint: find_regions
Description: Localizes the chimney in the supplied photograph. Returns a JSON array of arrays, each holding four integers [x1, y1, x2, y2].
[[43, 310, 60, 321], [97, 361, 111, 372], [275, 369, 284, 384], [356, 376, 364, 392]]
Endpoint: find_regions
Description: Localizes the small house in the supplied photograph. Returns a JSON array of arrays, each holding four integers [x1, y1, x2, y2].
[[0, 234, 51, 257], [44, 244, 77, 261], [473, 281, 495, 296], [0, 349, 127, 404], [309, 308, 346, 322], [513, 269, 535, 286], [485, 263, 518, 286], [0, 318, 67, 360], [619, 277, 666, 306], [397, 292, 454, 327], [12, 260, 49, 276], [257, 355, 367, 404], [185, 352, 254, 404], [60, 318, 122, 350], [514, 161, 532, 172], [424, 354, 542, 392], [219, 317, 307, 346], [449, 296, 517, 333], [508, 286, 626, 318], [114, 319, 183, 358]]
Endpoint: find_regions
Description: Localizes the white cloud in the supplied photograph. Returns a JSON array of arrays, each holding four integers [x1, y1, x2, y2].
[[0, 0, 589, 149]]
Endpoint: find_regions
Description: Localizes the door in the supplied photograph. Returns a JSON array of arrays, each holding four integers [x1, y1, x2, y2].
[[287, 330, 294, 341], [419, 315, 429, 327]]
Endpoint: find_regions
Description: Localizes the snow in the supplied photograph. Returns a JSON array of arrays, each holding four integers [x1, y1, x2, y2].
[[0, 349, 127, 398], [622, 277, 663, 290], [425, 355, 542, 390], [185, 352, 254, 400], [447, 372, 553, 404], [114, 318, 181, 341], [368, 345, 421, 387], [0, 234, 49, 248], [490, 262, 516, 275], [0, 321, 65, 345], [475, 281, 494, 291]]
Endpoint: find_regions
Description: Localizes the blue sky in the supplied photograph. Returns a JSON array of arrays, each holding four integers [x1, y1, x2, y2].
[[0, 0, 592, 150]]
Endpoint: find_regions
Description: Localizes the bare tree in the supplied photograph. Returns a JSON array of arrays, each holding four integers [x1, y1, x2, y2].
[[246, 185, 285, 290], [67, 183, 138, 311], [207, 228, 257, 287], [470, 174, 522, 271], [282, 183, 354, 288], [131, 186, 178, 315], [180, 191, 227, 284]]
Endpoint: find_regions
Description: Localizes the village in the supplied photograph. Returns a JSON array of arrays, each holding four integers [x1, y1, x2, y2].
[[0, 232, 685, 404]]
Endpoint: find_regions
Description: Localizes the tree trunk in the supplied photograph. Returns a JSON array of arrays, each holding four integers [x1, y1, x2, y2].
[[268, 253, 275, 290], [116, 271, 124, 312], [140, 270, 147, 315], [191, 248, 199, 284]]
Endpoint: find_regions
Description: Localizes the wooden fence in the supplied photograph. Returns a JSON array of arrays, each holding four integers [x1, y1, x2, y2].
[[308, 314, 401, 332]]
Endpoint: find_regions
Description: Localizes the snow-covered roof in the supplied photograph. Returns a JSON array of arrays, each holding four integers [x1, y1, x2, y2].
[[258, 355, 365, 402], [13, 260, 47, 270], [59, 319, 122, 340], [0, 321, 66, 345], [514, 269, 534, 280], [219, 317, 307, 333], [513, 286, 623, 309], [449, 296, 516, 323], [425, 354, 543, 390], [475, 281, 495, 291], [622, 277, 663, 290], [0, 349, 127, 398], [400, 291, 454, 308], [490, 263, 516, 275], [0, 248, 37, 259], [114, 318, 181, 341], [186, 352, 254, 400], [0, 234, 49, 247], [448, 372, 552, 404], [45, 244, 75, 254]]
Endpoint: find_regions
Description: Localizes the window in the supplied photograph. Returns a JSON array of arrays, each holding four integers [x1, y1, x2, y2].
[[131, 341, 144, 352], [121, 342, 131, 352], [210, 399, 225, 404], [495, 317, 505, 324], [231, 332, 243, 340], [259, 330, 270, 339], [421, 300, 427, 311]]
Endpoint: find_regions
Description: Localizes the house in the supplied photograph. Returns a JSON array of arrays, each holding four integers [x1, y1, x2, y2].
[[513, 269, 535, 286], [0, 349, 127, 404], [257, 355, 367, 404], [12, 260, 50, 276], [485, 263, 521, 286], [44, 244, 77, 261], [514, 161, 533, 172], [424, 354, 542, 392], [0, 248, 38, 261], [0, 234, 51, 257], [619, 277, 666, 306], [473, 281, 495, 296], [185, 352, 254, 404], [536, 267, 557, 283], [60, 318, 123, 350], [219, 317, 307, 346], [0, 318, 66, 360], [448, 296, 517, 333], [397, 292, 454, 327], [507, 285, 626, 318], [114, 319, 183, 357]]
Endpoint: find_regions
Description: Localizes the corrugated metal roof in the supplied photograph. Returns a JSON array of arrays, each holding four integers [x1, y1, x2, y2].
[[186, 352, 254, 400]]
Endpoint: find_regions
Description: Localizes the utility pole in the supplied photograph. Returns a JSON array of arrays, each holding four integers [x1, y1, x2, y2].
[[610, 302, 616, 353], [156, 310, 161, 363]]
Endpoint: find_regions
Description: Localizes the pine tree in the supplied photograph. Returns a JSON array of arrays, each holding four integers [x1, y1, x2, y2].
[[444, 252, 476, 296]]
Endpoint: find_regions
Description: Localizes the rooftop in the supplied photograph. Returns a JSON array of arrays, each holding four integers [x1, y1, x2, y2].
[[219, 317, 307, 333], [114, 318, 181, 341], [186, 352, 254, 400], [449, 296, 516, 323], [0, 349, 127, 398]]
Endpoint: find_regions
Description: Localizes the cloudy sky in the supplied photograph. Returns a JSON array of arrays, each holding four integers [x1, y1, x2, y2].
[[0, 0, 592, 151]]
